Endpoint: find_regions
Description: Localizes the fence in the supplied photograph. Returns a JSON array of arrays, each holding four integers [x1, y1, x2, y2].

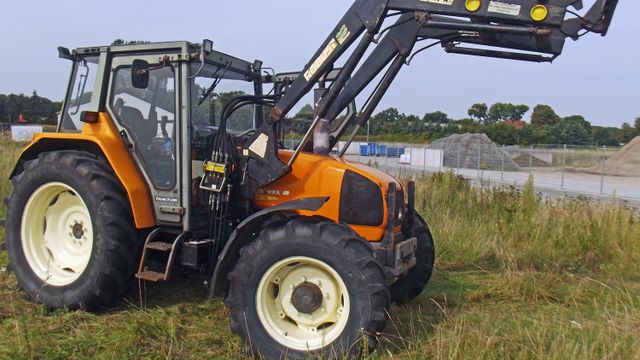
[[341, 142, 639, 202]]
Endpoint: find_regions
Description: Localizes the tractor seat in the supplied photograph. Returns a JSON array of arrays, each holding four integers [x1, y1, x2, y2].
[[118, 106, 158, 146]]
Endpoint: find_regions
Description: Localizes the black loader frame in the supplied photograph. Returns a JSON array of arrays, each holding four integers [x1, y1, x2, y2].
[[241, 0, 618, 187]]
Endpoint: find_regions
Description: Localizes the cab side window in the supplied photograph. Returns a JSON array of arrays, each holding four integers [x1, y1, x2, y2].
[[60, 56, 99, 132], [109, 65, 177, 189]]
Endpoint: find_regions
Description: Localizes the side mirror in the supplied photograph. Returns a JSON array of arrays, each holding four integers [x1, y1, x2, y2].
[[131, 59, 150, 89]]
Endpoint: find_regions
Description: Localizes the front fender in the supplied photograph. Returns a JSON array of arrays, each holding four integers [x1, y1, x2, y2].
[[209, 196, 329, 298]]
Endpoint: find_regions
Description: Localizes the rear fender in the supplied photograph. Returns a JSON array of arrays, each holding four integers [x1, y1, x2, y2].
[[10, 113, 155, 229]]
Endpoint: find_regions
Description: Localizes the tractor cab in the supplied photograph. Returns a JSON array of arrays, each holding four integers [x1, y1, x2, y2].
[[56, 41, 267, 226]]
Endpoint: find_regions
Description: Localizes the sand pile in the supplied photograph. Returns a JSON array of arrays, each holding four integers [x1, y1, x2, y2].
[[512, 153, 551, 167], [591, 136, 640, 177], [429, 133, 520, 171]]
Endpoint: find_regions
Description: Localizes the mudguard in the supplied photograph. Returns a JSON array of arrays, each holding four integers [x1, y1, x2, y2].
[[209, 196, 329, 297]]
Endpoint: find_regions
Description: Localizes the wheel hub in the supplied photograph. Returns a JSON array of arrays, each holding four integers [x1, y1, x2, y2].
[[291, 282, 323, 314], [71, 222, 85, 239]]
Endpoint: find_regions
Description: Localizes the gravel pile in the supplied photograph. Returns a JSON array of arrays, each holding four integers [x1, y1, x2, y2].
[[429, 133, 520, 171]]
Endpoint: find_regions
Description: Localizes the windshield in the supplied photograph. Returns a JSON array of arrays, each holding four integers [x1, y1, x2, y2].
[[190, 62, 257, 134]]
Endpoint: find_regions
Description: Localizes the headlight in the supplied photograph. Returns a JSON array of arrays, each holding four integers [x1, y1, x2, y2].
[[339, 170, 384, 226]]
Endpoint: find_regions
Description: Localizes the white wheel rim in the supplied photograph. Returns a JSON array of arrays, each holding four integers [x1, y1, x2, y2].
[[256, 256, 351, 352], [20, 182, 94, 286]]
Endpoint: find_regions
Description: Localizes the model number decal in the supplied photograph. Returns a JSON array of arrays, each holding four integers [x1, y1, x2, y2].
[[488, 1, 521, 16], [304, 24, 350, 81], [155, 196, 179, 204]]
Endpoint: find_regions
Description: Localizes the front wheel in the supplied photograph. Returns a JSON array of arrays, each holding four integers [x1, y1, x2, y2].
[[225, 218, 389, 359]]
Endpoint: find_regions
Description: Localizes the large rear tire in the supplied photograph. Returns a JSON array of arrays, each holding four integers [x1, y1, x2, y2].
[[390, 214, 435, 305], [5, 151, 138, 310], [225, 218, 389, 359]]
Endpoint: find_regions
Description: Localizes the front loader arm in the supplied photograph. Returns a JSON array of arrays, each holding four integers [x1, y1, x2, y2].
[[244, 0, 618, 187]]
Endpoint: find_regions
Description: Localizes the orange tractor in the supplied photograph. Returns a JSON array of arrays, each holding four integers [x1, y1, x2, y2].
[[4, 0, 616, 357]]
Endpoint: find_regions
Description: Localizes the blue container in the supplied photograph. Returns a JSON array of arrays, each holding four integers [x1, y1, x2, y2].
[[359, 144, 369, 156], [368, 143, 376, 157], [378, 145, 387, 157], [398, 147, 405, 156], [387, 147, 398, 158]]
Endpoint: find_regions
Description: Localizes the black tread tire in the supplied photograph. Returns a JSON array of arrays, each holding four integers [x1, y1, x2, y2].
[[5, 150, 138, 310], [225, 217, 389, 359], [390, 214, 435, 305]]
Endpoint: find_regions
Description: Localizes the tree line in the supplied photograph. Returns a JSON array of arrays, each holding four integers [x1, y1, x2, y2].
[[290, 102, 640, 146], [0, 92, 62, 125], [2, 90, 638, 147]]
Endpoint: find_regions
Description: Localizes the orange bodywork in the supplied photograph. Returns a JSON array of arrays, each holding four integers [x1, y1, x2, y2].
[[254, 150, 401, 242], [19, 113, 155, 228]]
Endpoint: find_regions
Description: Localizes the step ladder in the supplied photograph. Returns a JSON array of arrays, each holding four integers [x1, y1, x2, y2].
[[136, 229, 188, 282]]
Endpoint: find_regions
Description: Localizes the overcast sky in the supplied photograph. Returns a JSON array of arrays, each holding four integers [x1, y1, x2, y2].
[[0, 0, 637, 127]]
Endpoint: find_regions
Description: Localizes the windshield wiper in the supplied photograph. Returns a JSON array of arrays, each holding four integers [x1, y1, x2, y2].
[[197, 62, 232, 106]]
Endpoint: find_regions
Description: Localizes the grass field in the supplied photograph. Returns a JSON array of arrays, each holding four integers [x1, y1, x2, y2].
[[0, 137, 638, 359]]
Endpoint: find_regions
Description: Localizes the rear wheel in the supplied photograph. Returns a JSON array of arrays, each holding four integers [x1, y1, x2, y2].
[[226, 218, 389, 359], [5, 151, 138, 310], [390, 214, 435, 305]]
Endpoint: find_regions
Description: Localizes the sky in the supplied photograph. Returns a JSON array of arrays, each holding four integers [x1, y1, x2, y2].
[[0, 0, 637, 128]]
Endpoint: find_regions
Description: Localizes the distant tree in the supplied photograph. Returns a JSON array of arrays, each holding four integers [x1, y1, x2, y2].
[[486, 122, 519, 145], [467, 103, 488, 123], [291, 104, 314, 134], [551, 120, 592, 145], [592, 126, 620, 146], [619, 122, 638, 143], [370, 107, 401, 135], [562, 115, 591, 133], [528, 124, 555, 145], [0, 95, 5, 121], [486, 103, 529, 124], [531, 104, 560, 126], [0, 92, 57, 124], [422, 111, 449, 124], [296, 104, 314, 116], [635, 117, 640, 133]]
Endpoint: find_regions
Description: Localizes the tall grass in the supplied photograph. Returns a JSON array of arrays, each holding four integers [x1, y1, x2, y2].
[[413, 172, 639, 277], [382, 171, 640, 359], [0, 136, 24, 213], [0, 140, 638, 359]]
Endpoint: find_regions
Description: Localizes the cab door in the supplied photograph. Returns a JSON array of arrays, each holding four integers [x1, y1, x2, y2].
[[107, 54, 183, 224]]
